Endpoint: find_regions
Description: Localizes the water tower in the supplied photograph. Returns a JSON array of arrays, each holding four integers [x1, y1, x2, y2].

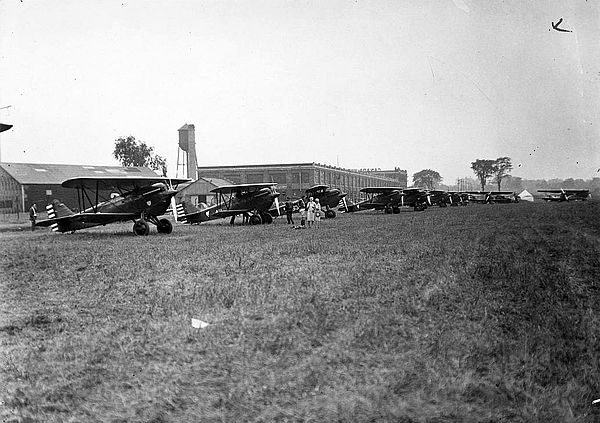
[[177, 123, 198, 180]]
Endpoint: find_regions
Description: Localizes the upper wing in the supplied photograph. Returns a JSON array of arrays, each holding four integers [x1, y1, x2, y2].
[[210, 182, 277, 194], [305, 184, 329, 193], [360, 187, 403, 194], [62, 176, 190, 190]]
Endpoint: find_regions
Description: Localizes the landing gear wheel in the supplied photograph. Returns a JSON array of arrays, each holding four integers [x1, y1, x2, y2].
[[133, 220, 150, 236], [157, 218, 173, 234], [261, 213, 273, 224], [325, 210, 336, 218], [392, 207, 400, 214], [384, 207, 392, 214], [249, 214, 262, 225], [439, 202, 447, 208]]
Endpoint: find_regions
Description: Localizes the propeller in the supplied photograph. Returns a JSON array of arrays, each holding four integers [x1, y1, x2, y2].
[[170, 197, 179, 222], [274, 197, 281, 216], [342, 197, 348, 212]]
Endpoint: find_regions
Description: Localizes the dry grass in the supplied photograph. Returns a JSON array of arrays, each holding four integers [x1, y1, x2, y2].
[[1, 202, 599, 422]]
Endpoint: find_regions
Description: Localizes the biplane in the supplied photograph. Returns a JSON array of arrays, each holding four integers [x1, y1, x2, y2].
[[427, 190, 452, 207], [342, 187, 403, 213], [396, 188, 431, 211], [176, 182, 280, 225], [305, 185, 348, 218], [467, 191, 517, 204], [35, 176, 189, 235], [538, 189, 590, 202], [344, 187, 430, 212], [447, 191, 469, 206]]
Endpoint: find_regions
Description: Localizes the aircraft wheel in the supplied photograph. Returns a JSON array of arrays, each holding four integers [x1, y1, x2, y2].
[[133, 220, 150, 236], [325, 209, 336, 218], [261, 213, 273, 224], [392, 207, 400, 214], [439, 202, 447, 207], [384, 207, 393, 214], [249, 214, 262, 225], [157, 218, 173, 234]]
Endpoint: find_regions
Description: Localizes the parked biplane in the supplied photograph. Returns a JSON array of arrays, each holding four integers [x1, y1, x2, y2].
[[176, 182, 280, 225], [305, 185, 347, 218], [397, 188, 431, 211], [35, 176, 189, 235], [447, 191, 469, 206], [342, 187, 403, 213], [467, 191, 517, 204], [538, 189, 590, 202], [343, 187, 430, 212], [427, 190, 452, 207]]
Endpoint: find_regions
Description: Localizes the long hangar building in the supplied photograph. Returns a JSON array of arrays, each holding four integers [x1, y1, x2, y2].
[[195, 163, 407, 201], [176, 123, 408, 205]]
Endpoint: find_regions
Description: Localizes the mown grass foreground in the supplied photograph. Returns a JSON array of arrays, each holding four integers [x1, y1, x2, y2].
[[1, 202, 599, 422]]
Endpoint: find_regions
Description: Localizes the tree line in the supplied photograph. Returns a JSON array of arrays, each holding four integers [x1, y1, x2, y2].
[[412, 157, 513, 191]]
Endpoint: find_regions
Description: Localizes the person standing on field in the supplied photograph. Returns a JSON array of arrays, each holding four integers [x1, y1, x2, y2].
[[284, 197, 294, 225], [29, 203, 37, 231], [314, 198, 322, 228], [306, 196, 317, 228]]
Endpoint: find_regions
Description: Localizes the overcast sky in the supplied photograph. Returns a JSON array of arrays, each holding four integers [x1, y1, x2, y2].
[[1, 0, 598, 183]]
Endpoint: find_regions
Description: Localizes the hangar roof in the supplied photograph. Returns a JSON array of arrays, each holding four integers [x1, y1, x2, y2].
[[0, 162, 159, 185]]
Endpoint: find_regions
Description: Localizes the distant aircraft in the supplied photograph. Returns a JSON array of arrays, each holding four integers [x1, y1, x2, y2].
[[344, 187, 430, 212], [35, 176, 189, 235], [397, 188, 431, 211], [538, 189, 590, 202], [176, 182, 280, 225], [467, 191, 517, 204], [427, 190, 452, 207], [342, 187, 403, 214], [447, 191, 469, 206], [305, 185, 347, 218], [0, 123, 12, 133]]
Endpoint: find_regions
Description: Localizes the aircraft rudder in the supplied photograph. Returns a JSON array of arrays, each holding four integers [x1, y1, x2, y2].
[[45, 200, 74, 232]]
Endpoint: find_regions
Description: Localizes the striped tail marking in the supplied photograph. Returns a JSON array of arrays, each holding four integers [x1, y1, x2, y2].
[[176, 203, 188, 223], [46, 204, 59, 232]]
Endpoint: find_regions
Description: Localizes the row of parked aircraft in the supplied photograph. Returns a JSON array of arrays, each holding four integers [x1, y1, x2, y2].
[[34, 176, 590, 235]]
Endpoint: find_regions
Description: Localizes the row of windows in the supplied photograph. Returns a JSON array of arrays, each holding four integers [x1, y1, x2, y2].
[[0, 199, 13, 209]]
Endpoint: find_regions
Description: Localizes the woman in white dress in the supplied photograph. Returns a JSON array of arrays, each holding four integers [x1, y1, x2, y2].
[[306, 197, 317, 228]]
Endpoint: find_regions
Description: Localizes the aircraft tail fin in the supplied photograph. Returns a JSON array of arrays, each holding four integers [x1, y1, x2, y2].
[[45, 200, 75, 232], [175, 202, 190, 223]]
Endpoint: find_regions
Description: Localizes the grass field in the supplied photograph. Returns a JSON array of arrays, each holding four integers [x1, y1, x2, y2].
[[1, 202, 599, 422]]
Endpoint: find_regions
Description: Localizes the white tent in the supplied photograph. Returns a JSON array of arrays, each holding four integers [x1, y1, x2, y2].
[[518, 190, 534, 202]]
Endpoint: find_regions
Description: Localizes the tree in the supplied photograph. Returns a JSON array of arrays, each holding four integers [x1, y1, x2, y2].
[[471, 159, 496, 191], [492, 157, 513, 191], [113, 136, 167, 176], [412, 169, 443, 190]]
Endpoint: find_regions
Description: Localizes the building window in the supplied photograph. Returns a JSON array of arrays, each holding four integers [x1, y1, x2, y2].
[[268, 173, 286, 184], [0, 199, 13, 209], [247, 173, 265, 183]]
